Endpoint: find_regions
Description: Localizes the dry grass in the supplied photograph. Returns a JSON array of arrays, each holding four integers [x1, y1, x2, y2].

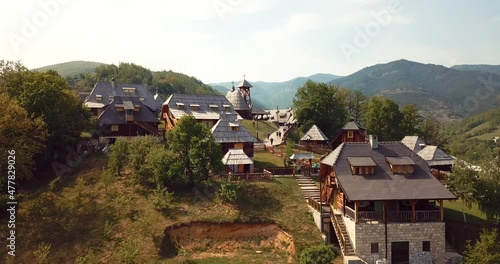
[[4, 154, 335, 263]]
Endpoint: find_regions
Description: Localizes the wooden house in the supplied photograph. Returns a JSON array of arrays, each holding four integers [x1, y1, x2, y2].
[[225, 79, 270, 120], [211, 113, 257, 173], [97, 96, 160, 140], [319, 135, 456, 263], [300, 124, 329, 145], [401, 136, 455, 180], [84, 81, 162, 117], [330, 121, 367, 150], [161, 94, 241, 131]]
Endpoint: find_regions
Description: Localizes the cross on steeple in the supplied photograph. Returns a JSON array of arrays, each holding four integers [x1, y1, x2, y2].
[[243, 74, 246, 80]]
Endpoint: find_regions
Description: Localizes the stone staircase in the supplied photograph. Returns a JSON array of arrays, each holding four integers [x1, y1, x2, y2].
[[295, 175, 320, 201], [333, 214, 355, 256]]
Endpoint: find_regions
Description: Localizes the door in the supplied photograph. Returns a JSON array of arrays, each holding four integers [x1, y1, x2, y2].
[[391, 242, 409, 264]]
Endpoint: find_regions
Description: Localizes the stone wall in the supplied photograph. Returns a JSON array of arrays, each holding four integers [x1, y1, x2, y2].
[[354, 222, 445, 264]]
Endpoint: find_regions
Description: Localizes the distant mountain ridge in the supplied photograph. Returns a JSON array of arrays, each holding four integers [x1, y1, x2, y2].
[[451, 64, 500, 76], [329, 59, 500, 120], [210, 73, 341, 109], [33, 61, 103, 78]]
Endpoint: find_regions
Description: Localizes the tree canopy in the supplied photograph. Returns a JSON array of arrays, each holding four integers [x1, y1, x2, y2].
[[166, 115, 223, 186], [293, 81, 348, 138], [464, 228, 500, 264]]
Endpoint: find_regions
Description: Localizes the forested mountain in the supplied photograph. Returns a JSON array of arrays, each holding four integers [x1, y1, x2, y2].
[[330, 59, 500, 120], [34, 61, 103, 78], [451, 64, 500, 76], [34, 61, 219, 98], [210, 73, 341, 109]]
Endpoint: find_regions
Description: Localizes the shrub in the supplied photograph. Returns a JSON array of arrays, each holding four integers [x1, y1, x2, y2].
[[217, 176, 245, 204], [151, 187, 173, 210], [299, 244, 336, 264], [33, 242, 51, 264]]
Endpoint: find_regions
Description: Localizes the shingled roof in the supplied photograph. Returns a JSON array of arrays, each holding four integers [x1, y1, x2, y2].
[[164, 94, 242, 120], [401, 136, 427, 152], [237, 79, 253, 88], [85, 82, 161, 112], [301, 125, 329, 141], [222, 149, 253, 165], [417, 146, 455, 166], [211, 113, 257, 143], [225, 88, 250, 111], [98, 96, 159, 126], [322, 142, 456, 201], [342, 121, 365, 130]]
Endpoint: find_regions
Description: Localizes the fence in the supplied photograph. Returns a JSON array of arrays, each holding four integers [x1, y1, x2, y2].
[[213, 170, 273, 181]]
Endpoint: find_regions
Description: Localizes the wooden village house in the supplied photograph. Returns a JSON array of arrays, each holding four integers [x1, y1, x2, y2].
[[211, 113, 258, 173], [225, 79, 269, 120], [84, 81, 162, 141], [319, 135, 456, 264], [331, 121, 367, 150], [161, 94, 241, 131], [402, 136, 455, 181], [300, 124, 329, 146]]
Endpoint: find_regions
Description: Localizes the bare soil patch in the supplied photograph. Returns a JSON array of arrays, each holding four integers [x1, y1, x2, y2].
[[160, 221, 295, 260]]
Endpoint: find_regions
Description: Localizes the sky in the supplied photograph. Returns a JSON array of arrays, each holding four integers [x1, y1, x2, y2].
[[1, 0, 499, 83]]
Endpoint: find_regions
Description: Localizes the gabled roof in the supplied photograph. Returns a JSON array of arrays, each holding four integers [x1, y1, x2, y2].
[[342, 121, 365, 130], [417, 146, 455, 166], [85, 82, 160, 112], [301, 125, 329, 141], [222, 149, 254, 165], [401, 136, 427, 152], [164, 94, 241, 120], [211, 113, 257, 143], [323, 142, 456, 201], [98, 96, 159, 126], [237, 79, 253, 88], [225, 88, 250, 111], [251, 105, 270, 116]]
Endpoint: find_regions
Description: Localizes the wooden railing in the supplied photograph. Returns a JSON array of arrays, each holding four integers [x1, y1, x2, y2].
[[331, 207, 346, 255], [416, 210, 441, 222], [264, 167, 294, 175], [345, 206, 356, 220], [308, 196, 322, 212], [342, 207, 441, 223], [213, 170, 272, 181]]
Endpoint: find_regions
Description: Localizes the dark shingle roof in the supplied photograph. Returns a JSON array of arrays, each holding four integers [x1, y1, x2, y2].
[[347, 157, 376, 167], [98, 96, 159, 126], [417, 146, 455, 166], [225, 88, 250, 111], [342, 121, 365, 130], [164, 94, 241, 120], [324, 142, 456, 201], [85, 82, 160, 112], [211, 113, 257, 143], [237, 79, 253, 88]]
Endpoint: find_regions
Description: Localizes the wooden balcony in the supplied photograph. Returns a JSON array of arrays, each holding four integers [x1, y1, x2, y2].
[[344, 206, 442, 223]]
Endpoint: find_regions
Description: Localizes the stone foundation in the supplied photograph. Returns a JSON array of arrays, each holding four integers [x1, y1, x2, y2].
[[354, 222, 445, 264]]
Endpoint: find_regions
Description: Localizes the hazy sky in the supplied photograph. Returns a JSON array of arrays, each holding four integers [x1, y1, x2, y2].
[[1, 0, 499, 83]]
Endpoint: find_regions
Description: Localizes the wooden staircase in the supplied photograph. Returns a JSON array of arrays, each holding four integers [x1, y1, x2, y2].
[[133, 120, 158, 135], [332, 213, 355, 256]]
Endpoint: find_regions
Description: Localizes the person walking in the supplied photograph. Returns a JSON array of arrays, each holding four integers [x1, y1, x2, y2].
[[270, 138, 274, 146]]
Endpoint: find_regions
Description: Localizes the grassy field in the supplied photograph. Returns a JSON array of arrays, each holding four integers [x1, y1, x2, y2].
[[241, 120, 278, 142], [444, 199, 498, 254], [254, 151, 285, 168], [3, 154, 337, 263]]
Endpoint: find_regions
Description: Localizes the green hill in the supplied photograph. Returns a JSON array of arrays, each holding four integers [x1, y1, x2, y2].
[[451, 64, 500, 76], [330, 59, 500, 119], [33, 61, 103, 78]]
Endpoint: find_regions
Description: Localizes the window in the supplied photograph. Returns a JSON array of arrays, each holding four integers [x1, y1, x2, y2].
[[176, 103, 185, 110], [347, 131, 354, 138], [423, 241, 430, 252], [109, 95, 114, 101], [371, 243, 379, 254], [139, 97, 145, 102], [96, 95, 103, 101], [122, 87, 136, 93], [223, 104, 231, 111], [190, 104, 200, 110], [111, 125, 119, 132]]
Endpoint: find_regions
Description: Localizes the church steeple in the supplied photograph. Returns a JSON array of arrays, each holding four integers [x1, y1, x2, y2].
[[237, 74, 252, 109]]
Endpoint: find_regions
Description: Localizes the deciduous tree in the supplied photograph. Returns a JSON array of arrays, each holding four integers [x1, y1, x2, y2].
[[293, 81, 348, 138], [363, 96, 403, 140]]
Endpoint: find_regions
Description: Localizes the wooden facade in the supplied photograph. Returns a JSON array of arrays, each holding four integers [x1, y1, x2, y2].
[[330, 121, 367, 150]]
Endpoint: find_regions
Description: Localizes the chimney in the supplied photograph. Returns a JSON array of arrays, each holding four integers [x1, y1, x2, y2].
[[369, 135, 378, 150], [419, 143, 427, 149], [111, 78, 116, 88]]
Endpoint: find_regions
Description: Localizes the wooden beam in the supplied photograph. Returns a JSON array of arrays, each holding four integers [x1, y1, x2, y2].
[[412, 200, 416, 223], [355, 201, 359, 224], [383, 201, 386, 224], [439, 200, 444, 222]]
